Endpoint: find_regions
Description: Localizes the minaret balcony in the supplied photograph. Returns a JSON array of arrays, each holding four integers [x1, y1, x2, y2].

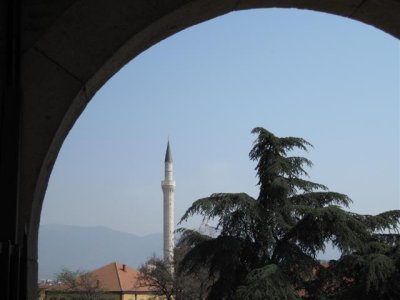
[[162, 180, 176, 186]]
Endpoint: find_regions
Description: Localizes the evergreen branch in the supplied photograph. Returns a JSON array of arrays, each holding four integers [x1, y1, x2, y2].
[[179, 193, 257, 225], [351, 210, 400, 232], [175, 228, 212, 247]]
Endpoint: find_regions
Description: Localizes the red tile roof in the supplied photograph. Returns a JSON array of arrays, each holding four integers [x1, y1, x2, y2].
[[89, 262, 152, 292]]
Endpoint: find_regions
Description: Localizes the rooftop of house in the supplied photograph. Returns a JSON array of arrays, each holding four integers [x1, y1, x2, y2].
[[43, 262, 155, 293], [91, 262, 149, 292]]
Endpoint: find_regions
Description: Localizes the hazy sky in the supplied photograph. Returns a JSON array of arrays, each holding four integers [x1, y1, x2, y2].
[[41, 9, 399, 241]]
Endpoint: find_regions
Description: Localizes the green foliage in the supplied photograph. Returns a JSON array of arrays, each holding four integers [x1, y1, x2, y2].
[[236, 264, 299, 300], [309, 241, 400, 299], [175, 235, 213, 300], [178, 127, 400, 299], [139, 239, 213, 300], [138, 256, 175, 300]]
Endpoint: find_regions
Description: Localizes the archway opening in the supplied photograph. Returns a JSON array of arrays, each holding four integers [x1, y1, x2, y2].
[[38, 8, 398, 283]]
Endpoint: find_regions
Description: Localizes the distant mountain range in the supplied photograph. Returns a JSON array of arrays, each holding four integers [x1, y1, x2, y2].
[[38, 223, 339, 280], [39, 224, 162, 280]]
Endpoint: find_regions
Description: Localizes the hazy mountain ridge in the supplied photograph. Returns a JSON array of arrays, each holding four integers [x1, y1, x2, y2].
[[39, 224, 338, 280], [39, 224, 162, 280]]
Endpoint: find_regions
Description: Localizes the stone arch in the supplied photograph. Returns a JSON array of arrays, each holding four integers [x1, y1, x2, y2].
[[11, 0, 399, 299]]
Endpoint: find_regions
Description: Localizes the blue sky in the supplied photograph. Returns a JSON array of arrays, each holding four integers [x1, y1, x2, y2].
[[41, 8, 399, 253]]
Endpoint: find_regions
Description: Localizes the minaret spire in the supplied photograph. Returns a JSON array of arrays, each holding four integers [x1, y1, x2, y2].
[[165, 140, 172, 163], [161, 140, 175, 273]]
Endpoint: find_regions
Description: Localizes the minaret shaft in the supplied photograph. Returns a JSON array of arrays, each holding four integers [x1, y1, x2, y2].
[[162, 143, 175, 268]]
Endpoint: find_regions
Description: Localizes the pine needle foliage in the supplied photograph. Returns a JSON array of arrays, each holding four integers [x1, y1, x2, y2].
[[178, 127, 400, 300]]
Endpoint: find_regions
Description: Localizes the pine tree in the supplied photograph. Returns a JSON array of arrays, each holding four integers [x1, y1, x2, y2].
[[178, 127, 400, 300]]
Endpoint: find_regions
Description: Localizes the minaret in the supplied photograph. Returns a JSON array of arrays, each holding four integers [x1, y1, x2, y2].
[[161, 141, 175, 270]]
